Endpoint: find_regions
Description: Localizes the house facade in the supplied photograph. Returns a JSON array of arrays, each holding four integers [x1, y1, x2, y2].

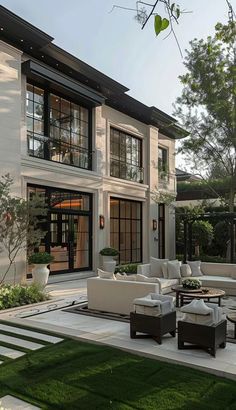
[[0, 6, 187, 283]]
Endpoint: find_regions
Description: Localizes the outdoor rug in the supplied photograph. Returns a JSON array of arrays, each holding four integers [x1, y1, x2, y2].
[[64, 303, 130, 322]]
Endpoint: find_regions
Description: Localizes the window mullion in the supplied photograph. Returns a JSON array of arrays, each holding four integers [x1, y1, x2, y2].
[[44, 90, 50, 160]]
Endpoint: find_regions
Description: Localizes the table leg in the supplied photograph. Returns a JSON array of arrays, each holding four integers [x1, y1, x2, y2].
[[218, 297, 221, 307], [176, 292, 180, 308], [180, 295, 184, 307]]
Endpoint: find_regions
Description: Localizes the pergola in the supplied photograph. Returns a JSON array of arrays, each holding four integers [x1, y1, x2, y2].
[[180, 212, 236, 263]]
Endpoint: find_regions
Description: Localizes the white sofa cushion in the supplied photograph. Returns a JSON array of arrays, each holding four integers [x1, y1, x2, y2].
[[97, 268, 116, 280], [187, 260, 203, 276], [158, 278, 179, 289], [166, 260, 181, 279], [150, 257, 169, 277], [180, 264, 192, 277]]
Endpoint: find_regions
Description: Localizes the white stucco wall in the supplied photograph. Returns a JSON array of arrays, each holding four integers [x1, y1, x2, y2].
[[0, 39, 177, 282]]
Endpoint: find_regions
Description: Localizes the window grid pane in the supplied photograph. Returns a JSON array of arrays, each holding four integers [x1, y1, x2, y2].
[[110, 198, 142, 264], [110, 128, 143, 183], [27, 84, 91, 170]]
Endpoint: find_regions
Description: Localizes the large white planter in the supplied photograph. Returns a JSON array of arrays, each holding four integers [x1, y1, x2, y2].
[[103, 260, 116, 273], [32, 264, 50, 287]]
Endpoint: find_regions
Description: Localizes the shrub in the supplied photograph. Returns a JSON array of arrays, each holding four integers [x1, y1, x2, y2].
[[28, 252, 54, 264], [99, 247, 119, 256], [115, 264, 139, 274], [0, 284, 49, 310]]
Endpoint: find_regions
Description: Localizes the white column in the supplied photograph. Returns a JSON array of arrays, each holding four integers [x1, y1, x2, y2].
[[0, 41, 25, 283]]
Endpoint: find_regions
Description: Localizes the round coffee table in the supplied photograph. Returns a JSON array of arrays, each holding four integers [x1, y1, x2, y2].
[[171, 286, 225, 308], [227, 313, 236, 339]]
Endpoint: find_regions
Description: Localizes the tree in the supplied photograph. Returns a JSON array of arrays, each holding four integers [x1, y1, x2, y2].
[[174, 20, 236, 211], [192, 220, 213, 256], [0, 174, 47, 283], [111, 1, 185, 54]]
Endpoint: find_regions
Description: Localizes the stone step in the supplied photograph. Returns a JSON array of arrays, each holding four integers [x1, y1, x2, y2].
[[0, 324, 63, 344], [0, 395, 40, 409], [0, 345, 25, 359], [0, 334, 44, 350]]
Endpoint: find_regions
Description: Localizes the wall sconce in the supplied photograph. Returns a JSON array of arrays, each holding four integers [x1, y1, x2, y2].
[[152, 219, 157, 231], [99, 215, 105, 229]]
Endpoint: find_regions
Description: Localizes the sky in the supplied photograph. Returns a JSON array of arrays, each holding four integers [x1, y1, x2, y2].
[[1, 0, 235, 168]]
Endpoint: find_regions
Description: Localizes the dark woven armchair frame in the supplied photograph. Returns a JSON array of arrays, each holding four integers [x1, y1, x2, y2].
[[130, 311, 176, 345], [178, 319, 227, 357]]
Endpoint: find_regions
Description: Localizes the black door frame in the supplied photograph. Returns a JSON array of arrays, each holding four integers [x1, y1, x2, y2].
[[28, 184, 93, 274]]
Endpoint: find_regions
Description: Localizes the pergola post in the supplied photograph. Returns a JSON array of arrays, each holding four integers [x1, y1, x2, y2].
[[230, 218, 235, 263], [188, 222, 193, 261], [183, 219, 188, 263]]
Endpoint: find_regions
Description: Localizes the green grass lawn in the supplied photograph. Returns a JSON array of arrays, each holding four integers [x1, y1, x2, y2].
[[0, 339, 236, 410]]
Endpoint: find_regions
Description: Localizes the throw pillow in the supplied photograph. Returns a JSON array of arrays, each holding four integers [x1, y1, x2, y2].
[[180, 264, 192, 278], [150, 257, 169, 277], [187, 260, 203, 277], [180, 299, 212, 315], [136, 274, 160, 283], [124, 274, 137, 281], [116, 272, 127, 280], [167, 260, 181, 279], [162, 263, 168, 279], [97, 268, 116, 280]]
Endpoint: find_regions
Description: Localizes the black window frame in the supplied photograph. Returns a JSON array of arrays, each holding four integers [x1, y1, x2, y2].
[[110, 197, 142, 264], [158, 146, 169, 178], [26, 81, 93, 170], [110, 127, 143, 183]]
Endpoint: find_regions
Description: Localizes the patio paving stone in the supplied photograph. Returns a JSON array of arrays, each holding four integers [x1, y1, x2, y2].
[[0, 345, 25, 359], [0, 395, 40, 409], [0, 334, 44, 350], [0, 324, 63, 344]]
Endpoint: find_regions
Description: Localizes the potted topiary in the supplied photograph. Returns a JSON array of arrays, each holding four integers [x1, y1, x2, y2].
[[28, 252, 54, 287], [99, 247, 119, 273]]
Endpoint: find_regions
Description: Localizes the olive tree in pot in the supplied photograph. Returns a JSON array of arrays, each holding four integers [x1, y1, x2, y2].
[[28, 252, 54, 287], [99, 247, 119, 273]]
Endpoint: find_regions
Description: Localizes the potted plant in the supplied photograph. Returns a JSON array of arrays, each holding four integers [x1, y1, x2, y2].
[[28, 252, 54, 287], [182, 278, 202, 290], [99, 247, 119, 273]]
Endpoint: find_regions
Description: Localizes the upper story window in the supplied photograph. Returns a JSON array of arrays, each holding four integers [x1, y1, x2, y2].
[[26, 83, 91, 170], [110, 127, 143, 183], [158, 146, 168, 181]]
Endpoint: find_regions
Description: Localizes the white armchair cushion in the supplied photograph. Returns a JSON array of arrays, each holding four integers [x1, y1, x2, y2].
[[133, 293, 174, 315], [187, 260, 203, 276], [150, 257, 169, 277], [97, 268, 116, 280], [180, 264, 192, 277], [137, 264, 151, 277]]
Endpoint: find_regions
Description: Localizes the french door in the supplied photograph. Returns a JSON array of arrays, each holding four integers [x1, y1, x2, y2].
[[27, 185, 92, 274], [49, 213, 90, 272]]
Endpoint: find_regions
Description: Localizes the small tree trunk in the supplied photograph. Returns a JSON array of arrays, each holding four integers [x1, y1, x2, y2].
[[195, 244, 200, 257]]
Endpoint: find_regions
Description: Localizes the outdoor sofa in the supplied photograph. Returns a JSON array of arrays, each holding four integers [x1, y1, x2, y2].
[[138, 261, 236, 295]]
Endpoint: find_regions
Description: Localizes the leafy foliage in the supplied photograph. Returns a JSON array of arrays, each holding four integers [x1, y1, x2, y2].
[[175, 21, 236, 211], [0, 284, 48, 310], [115, 263, 139, 274], [192, 220, 214, 249], [0, 174, 47, 283], [28, 252, 54, 265], [99, 247, 119, 256]]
